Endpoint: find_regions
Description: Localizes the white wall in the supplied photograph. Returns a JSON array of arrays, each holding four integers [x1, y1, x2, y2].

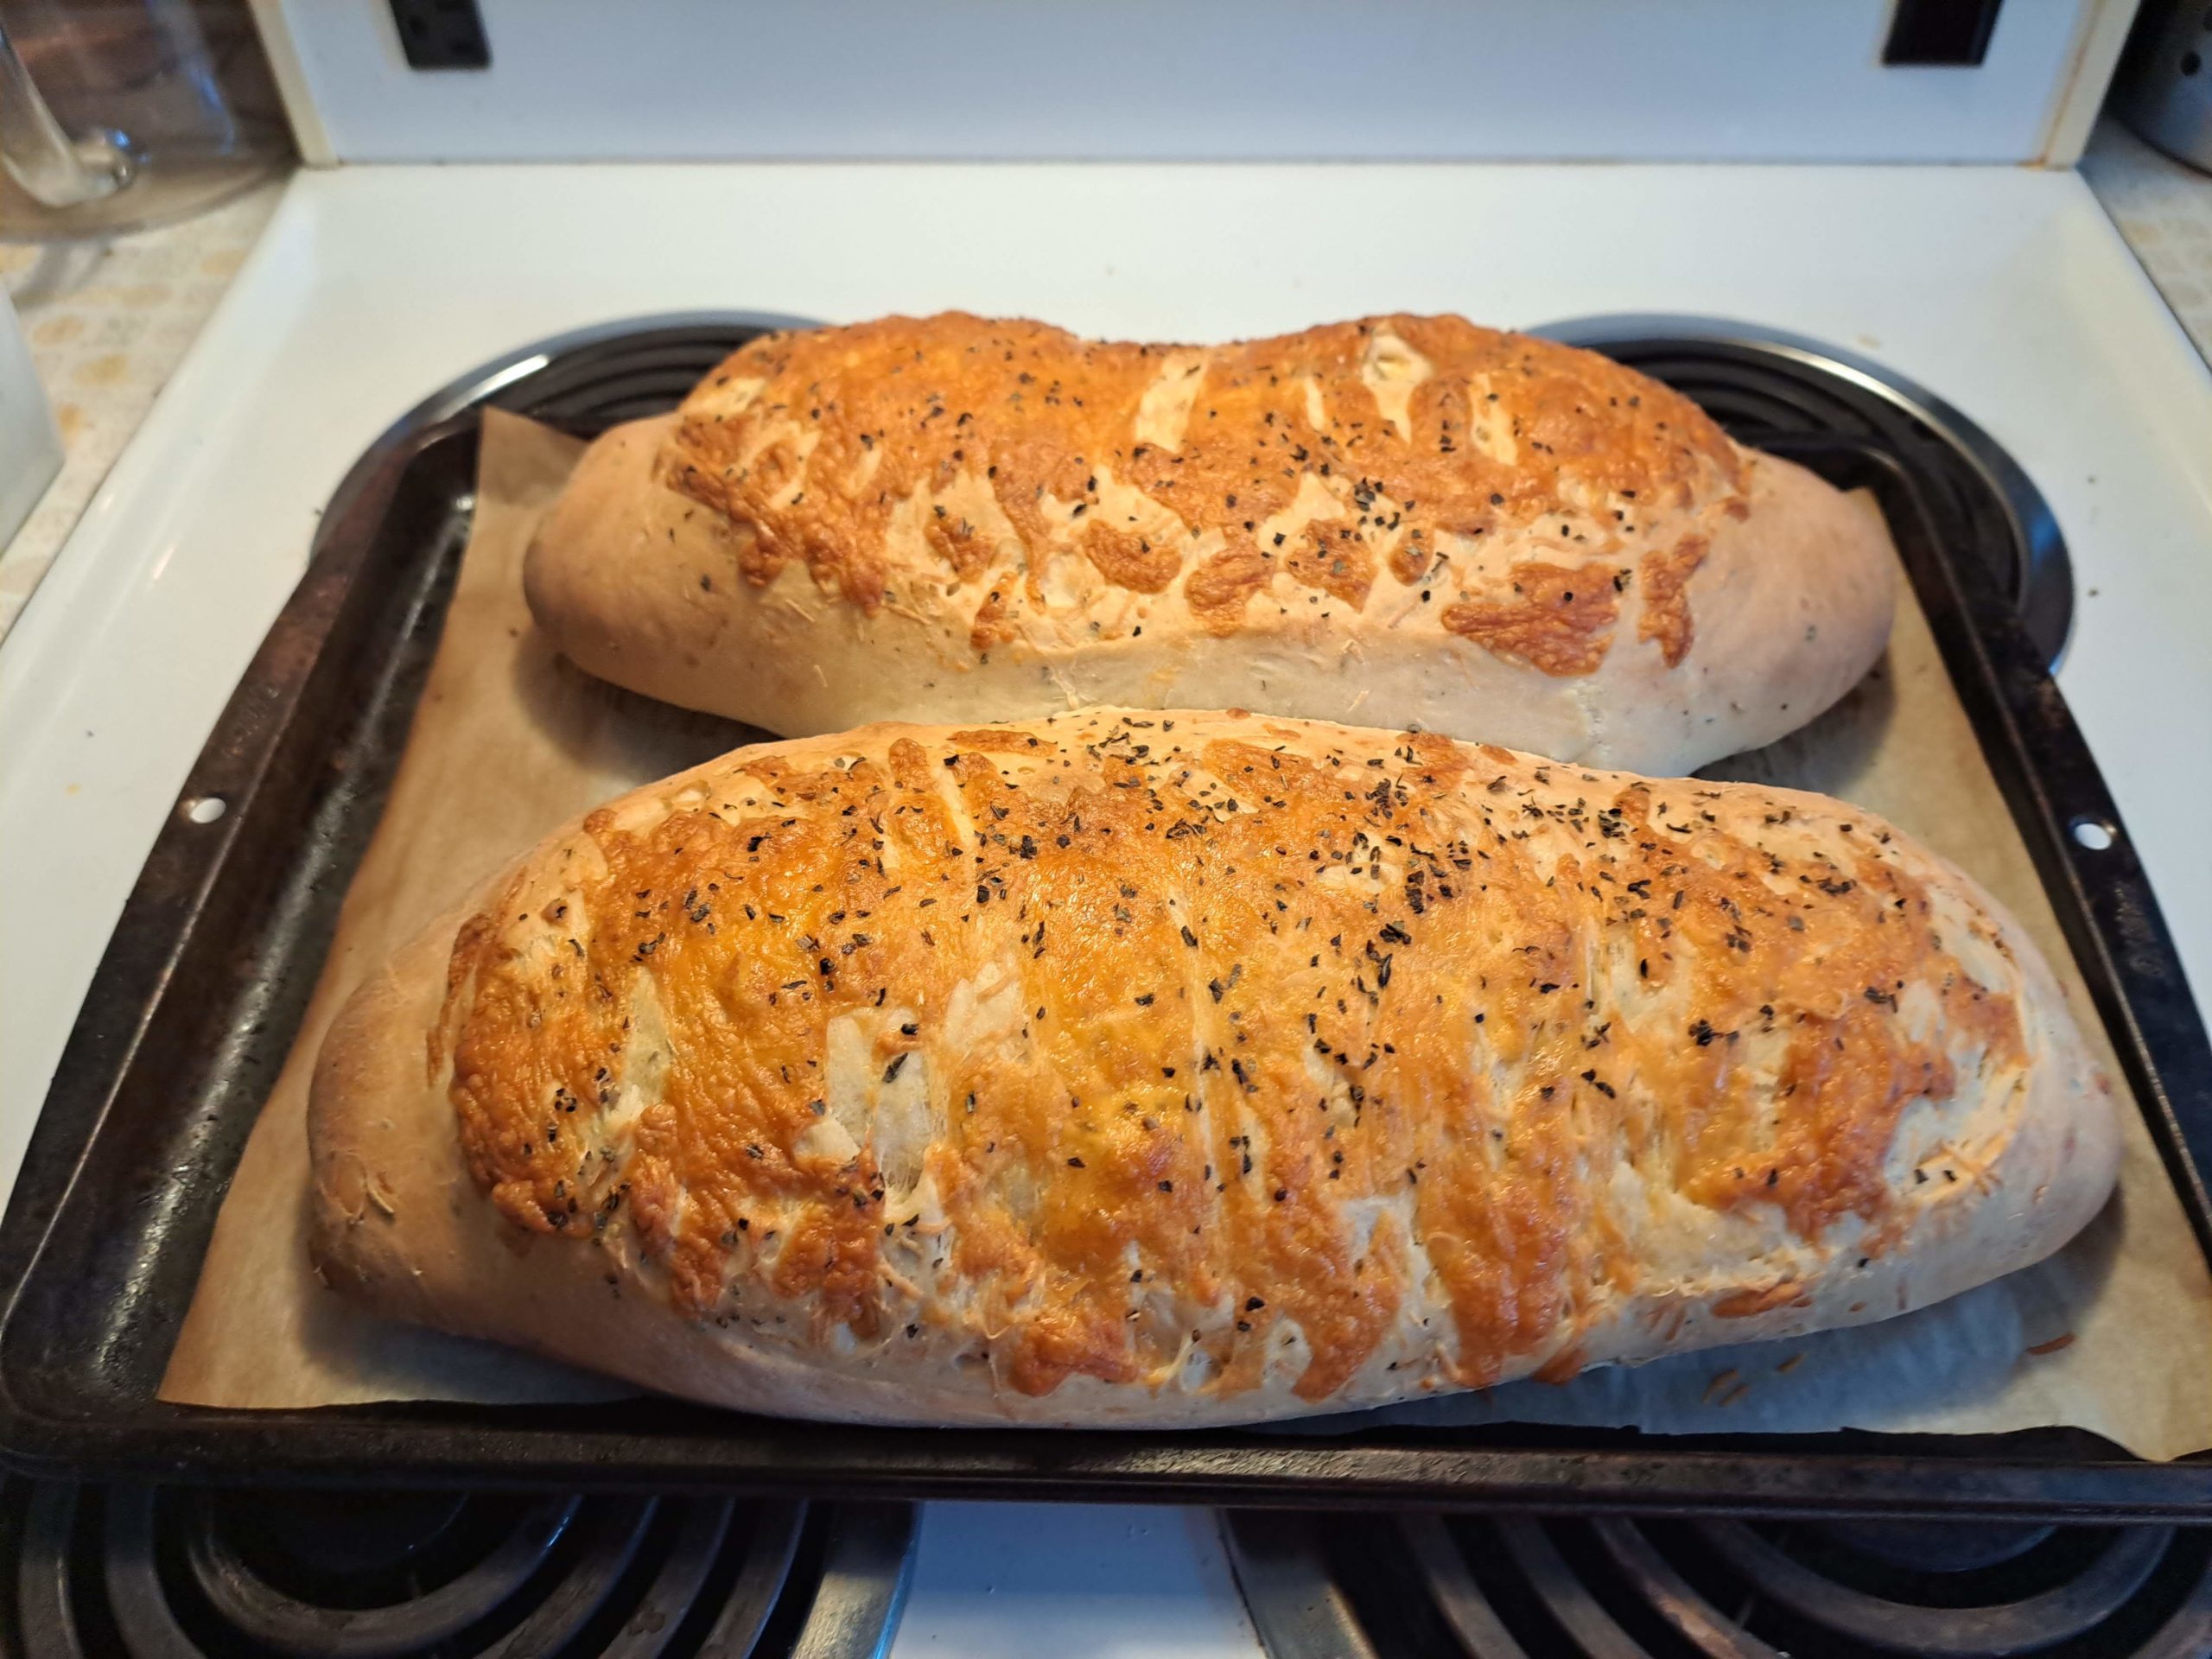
[[264, 0, 2131, 166]]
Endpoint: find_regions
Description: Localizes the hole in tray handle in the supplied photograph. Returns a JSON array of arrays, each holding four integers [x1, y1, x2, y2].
[[183, 795, 227, 825], [2070, 816, 2117, 852]]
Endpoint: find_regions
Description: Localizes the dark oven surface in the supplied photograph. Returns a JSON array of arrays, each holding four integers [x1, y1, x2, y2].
[[1223, 1505, 2212, 1657], [11, 1468, 2209, 1656], [0, 1475, 917, 1659], [7, 1471, 2210, 1657], [2, 316, 2207, 1515]]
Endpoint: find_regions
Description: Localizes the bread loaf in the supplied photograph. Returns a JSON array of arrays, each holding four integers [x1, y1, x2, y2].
[[523, 314, 1897, 775], [308, 709, 2115, 1427]]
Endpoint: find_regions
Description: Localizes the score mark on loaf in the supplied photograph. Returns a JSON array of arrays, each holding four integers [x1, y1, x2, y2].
[[523, 314, 1899, 775], [308, 710, 2117, 1427]]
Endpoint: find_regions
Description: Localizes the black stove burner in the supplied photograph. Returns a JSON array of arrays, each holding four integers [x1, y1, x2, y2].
[[0, 1477, 912, 1657], [1225, 1510, 2212, 1657]]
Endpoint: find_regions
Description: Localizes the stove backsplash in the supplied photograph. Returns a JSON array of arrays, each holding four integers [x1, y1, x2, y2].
[[253, 0, 2135, 168]]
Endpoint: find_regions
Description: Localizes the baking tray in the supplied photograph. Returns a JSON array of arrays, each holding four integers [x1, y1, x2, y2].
[[3, 315, 2209, 1518]]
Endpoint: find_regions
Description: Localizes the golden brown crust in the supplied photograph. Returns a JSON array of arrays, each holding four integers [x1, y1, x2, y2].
[[1440, 560, 1624, 676], [313, 711, 2118, 1422], [1637, 535, 1709, 668], [526, 322, 1899, 776], [664, 312, 1743, 659]]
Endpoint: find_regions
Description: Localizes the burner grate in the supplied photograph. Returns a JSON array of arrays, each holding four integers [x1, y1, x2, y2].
[[0, 1477, 912, 1657], [1225, 1510, 2212, 1658]]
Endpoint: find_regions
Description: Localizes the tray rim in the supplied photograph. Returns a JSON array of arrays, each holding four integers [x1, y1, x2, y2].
[[3, 313, 2208, 1513]]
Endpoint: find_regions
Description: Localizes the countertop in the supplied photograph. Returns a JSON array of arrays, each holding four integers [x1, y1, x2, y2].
[[0, 181, 284, 639], [2, 132, 2208, 642], [2081, 122, 2212, 363]]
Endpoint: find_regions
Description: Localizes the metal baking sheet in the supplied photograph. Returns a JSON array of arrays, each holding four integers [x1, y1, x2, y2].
[[3, 319, 2209, 1516]]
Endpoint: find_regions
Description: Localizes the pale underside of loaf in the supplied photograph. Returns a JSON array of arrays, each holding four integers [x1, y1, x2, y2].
[[308, 710, 2116, 1427], [523, 315, 1899, 776]]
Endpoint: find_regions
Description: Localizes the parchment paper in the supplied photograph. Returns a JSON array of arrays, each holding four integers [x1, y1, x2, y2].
[[163, 410, 2212, 1459]]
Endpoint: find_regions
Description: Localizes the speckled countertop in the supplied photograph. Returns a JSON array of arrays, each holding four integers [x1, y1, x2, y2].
[[0, 181, 283, 639], [2081, 122, 2212, 361], [2, 133, 2209, 644]]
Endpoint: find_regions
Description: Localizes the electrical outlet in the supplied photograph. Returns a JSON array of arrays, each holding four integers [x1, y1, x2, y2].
[[1883, 0, 2003, 67], [391, 0, 490, 70]]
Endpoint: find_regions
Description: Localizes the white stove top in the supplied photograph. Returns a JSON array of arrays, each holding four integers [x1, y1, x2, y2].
[[2, 161, 2208, 1658]]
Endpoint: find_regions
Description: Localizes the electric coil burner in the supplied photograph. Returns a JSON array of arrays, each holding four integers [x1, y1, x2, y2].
[[5, 1478, 2208, 1657], [1223, 1510, 2212, 1657], [0, 1478, 913, 1657]]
